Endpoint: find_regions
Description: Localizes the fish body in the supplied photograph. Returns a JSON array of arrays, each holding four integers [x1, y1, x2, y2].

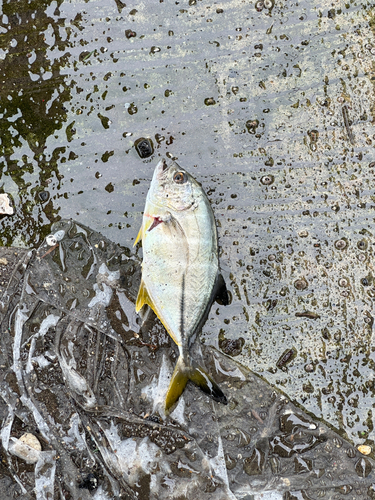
[[135, 159, 228, 412]]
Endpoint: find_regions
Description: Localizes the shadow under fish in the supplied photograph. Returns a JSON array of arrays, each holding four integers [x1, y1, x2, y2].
[[135, 158, 229, 412]]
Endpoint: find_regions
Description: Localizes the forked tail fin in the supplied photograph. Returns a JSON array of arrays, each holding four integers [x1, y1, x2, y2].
[[165, 356, 227, 413]]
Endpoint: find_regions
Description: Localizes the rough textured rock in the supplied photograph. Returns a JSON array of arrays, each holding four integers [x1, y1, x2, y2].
[[0, 220, 375, 499]]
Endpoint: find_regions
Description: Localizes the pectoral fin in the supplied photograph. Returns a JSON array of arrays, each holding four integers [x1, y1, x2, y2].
[[133, 224, 143, 246]]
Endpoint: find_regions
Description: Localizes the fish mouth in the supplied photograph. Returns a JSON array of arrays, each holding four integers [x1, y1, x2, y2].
[[146, 159, 171, 206], [153, 158, 181, 181], [161, 158, 168, 172], [153, 158, 169, 181]]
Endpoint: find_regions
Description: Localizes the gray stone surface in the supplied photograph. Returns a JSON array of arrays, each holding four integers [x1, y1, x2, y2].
[[1, 0, 375, 497]]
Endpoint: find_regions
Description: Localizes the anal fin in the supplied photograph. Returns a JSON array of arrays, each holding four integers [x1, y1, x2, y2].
[[135, 280, 181, 346]]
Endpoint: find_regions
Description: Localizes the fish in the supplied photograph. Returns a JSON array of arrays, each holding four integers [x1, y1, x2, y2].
[[134, 158, 229, 412]]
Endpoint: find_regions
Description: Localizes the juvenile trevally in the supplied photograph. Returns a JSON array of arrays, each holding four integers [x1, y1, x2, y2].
[[134, 158, 229, 412]]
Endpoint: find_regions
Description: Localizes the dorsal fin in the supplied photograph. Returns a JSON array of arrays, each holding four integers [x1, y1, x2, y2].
[[215, 273, 229, 305]]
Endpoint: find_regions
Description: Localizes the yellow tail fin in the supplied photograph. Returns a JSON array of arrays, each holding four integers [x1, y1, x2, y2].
[[165, 356, 227, 413]]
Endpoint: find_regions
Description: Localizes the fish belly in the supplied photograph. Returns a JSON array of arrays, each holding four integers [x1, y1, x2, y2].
[[142, 210, 218, 347]]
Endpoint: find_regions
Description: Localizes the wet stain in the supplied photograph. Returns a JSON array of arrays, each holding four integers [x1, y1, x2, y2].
[[295, 311, 320, 320], [0, 0, 71, 245], [204, 98, 216, 106], [357, 239, 368, 250], [98, 113, 111, 129], [224, 453, 237, 470], [260, 175, 274, 186], [276, 348, 297, 369], [294, 456, 313, 474], [334, 239, 348, 250], [243, 447, 265, 476], [218, 333, 245, 356], [245, 119, 259, 134], [355, 457, 372, 478], [294, 279, 308, 291], [279, 412, 317, 433], [149, 46, 161, 55], [342, 105, 355, 145], [125, 29, 136, 39], [78, 473, 99, 491]]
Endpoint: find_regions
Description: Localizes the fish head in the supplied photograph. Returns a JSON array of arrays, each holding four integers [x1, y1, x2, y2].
[[147, 159, 202, 213]]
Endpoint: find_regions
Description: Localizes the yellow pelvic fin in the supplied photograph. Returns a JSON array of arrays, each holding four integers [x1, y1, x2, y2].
[[133, 224, 143, 246], [135, 280, 154, 313]]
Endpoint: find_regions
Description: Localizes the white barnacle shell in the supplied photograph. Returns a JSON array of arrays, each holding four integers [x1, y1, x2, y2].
[[46, 235, 57, 246], [0, 193, 14, 215], [9, 433, 42, 464]]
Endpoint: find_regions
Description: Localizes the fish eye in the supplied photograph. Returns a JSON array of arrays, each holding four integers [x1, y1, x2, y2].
[[173, 171, 187, 184]]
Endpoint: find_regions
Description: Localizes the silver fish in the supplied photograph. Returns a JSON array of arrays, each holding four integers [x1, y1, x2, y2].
[[135, 159, 228, 412]]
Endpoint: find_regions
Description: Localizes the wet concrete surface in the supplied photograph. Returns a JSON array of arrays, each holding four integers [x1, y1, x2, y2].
[[1, 0, 375, 498]]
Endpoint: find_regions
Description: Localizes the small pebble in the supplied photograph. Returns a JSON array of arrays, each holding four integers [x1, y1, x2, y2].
[[135, 137, 154, 159], [335, 239, 347, 250], [261, 175, 274, 186], [9, 433, 42, 464], [358, 445, 371, 456], [46, 235, 57, 246]]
